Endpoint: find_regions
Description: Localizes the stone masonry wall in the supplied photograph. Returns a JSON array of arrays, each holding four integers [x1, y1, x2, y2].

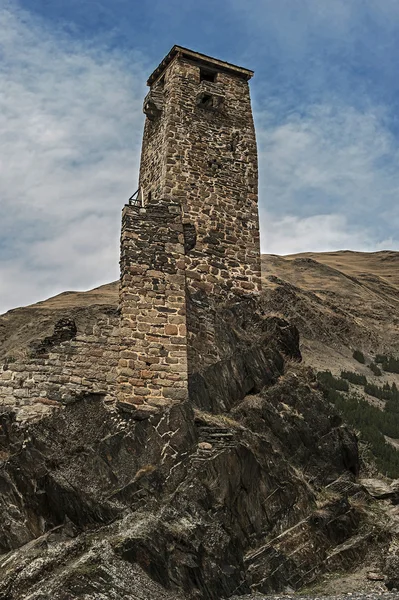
[[139, 82, 167, 205], [138, 53, 262, 298], [0, 308, 119, 422], [117, 200, 188, 416]]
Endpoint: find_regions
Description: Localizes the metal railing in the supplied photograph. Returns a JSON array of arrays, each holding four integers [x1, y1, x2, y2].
[[128, 188, 142, 207]]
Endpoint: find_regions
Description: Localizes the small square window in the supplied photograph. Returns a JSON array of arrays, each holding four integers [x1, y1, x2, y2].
[[197, 93, 213, 108], [200, 68, 217, 83]]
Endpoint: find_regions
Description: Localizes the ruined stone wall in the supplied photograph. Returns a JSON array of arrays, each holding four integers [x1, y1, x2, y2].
[[139, 54, 262, 298], [0, 309, 119, 422], [117, 200, 188, 415]]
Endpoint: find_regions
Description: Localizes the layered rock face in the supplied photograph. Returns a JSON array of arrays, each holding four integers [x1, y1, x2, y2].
[[1, 289, 395, 599]]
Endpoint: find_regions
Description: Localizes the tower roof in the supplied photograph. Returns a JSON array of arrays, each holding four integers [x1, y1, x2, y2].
[[147, 45, 254, 86]]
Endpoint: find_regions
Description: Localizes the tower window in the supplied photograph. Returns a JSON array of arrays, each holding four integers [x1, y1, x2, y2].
[[197, 93, 213, 109], [200, 68, 217, 83]]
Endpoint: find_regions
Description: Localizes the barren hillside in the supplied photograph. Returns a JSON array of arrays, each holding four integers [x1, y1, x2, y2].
[[262, 250, 399, 377]]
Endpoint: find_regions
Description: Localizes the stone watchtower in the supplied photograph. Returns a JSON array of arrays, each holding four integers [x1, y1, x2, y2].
[[117, 46, 261, 415]]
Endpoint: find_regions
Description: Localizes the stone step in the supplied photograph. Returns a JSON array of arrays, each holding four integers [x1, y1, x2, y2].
[[207, 433, 235, 438], [198, 426, 232, 434], [199, 430, 235, 440], [198, 444, 236, 452], [191, 444, 237, 465]]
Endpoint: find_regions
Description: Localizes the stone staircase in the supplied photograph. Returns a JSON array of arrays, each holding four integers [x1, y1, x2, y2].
[[191, 425, 237, 466]]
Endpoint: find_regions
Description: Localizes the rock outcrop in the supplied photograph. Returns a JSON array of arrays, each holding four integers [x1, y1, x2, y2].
[[1, 289, 396, 599]]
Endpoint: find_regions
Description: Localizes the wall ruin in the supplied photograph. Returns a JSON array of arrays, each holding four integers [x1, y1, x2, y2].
[[0, 308, 119, 422]]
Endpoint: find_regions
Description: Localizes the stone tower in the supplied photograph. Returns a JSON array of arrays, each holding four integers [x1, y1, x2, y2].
[[117, 46, 261, 415], [140, 46, 261, 296]]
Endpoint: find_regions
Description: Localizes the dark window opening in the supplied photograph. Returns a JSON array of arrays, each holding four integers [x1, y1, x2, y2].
[[183, 222, 197, 253], [198, 93, 213, 109], [148, 191, 152, 202], [200, 68, 217, 83]]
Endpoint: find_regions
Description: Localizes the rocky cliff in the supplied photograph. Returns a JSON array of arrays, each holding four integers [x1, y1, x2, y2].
[[0, 253, 398, 599]]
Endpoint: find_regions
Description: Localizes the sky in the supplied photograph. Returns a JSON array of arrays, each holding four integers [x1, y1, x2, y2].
[[1, 0, 399, 313]]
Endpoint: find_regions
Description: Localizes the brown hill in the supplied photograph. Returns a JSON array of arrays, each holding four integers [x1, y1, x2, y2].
[[0, 282, 119, 362], [262, 250, 399, 379]]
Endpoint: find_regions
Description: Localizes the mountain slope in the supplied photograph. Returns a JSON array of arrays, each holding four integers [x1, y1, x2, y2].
[[262, 251, 399, 478], [262, 250, 399, 374]]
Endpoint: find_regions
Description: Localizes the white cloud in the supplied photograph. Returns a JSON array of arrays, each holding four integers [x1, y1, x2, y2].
[[0, 4, 147, 313], [229, 0, 399, 53], [257, 103, 399, 254], [260, 213, 370, 255]]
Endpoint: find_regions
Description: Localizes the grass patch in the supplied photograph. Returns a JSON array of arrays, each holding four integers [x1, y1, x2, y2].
[[133, 464, 156, 482], [193, 408, 242, 429]]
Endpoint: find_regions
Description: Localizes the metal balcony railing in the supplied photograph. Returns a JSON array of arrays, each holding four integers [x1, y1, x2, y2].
[[128, 188, 143, 207]]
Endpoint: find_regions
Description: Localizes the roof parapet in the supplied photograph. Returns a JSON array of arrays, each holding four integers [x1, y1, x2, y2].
[[147, 45, 254, 86]]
